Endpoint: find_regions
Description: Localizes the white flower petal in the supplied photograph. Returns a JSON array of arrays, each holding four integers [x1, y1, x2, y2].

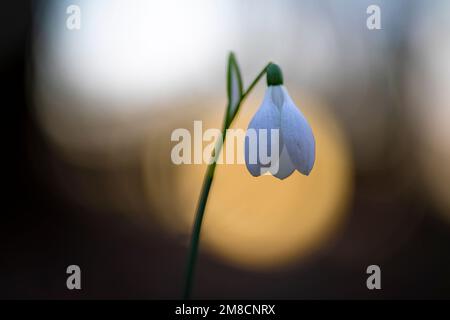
[[245, 87, 281, 177], [280, 87, 316, 175], [272, 143, 296, 179]]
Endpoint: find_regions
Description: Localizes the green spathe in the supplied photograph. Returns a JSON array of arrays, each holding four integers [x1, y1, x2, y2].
[[266, 63, 283, 86]]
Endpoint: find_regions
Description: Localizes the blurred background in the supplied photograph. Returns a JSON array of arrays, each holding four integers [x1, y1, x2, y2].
[[1, 0, 450, 298]]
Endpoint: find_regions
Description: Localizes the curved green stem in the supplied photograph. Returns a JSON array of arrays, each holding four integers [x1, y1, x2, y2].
[[229, 63, 271, 126], [182, 62, 270, 300]]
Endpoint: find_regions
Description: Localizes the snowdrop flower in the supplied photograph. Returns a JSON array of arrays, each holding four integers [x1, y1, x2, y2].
[[245, 63, 315, 179]]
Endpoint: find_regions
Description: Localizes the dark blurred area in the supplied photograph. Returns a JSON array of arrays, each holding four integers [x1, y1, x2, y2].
[[1, 0, 450, 299]]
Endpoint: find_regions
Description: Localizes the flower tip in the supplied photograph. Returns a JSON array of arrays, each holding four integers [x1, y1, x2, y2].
[[266, 63, 283, 86], [301, 166, 314, 176]]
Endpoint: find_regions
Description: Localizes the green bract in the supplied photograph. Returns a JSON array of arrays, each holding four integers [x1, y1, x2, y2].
[[266, 63, 284, 86]]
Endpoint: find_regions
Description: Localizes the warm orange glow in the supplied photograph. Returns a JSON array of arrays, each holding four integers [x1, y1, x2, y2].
[[144, 94, 354, 270]]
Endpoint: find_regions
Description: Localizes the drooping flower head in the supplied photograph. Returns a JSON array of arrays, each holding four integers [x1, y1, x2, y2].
[[244, 63, 316, 179]]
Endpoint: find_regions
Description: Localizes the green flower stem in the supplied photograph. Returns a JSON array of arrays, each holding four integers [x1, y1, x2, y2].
[[229, 63, 271, 125], [182, 62, 271, 300]]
